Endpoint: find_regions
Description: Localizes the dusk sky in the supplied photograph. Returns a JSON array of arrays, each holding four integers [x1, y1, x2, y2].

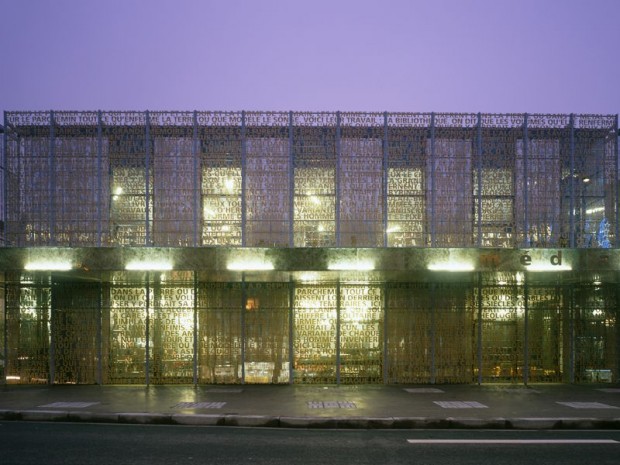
[[1, 0, 618, 116]]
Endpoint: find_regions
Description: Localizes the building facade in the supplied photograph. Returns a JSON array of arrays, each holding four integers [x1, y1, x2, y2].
[[0, 111, 618, 385]]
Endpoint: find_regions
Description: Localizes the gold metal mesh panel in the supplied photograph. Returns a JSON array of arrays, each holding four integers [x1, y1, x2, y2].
[[51, 281, 99, 384], [198, 282, 243, 383], [243, 282, 290, 384], [5, 276, 51, 384], [108, 285, 147, 384], [339, 284, 383, 383], [293, 284, 337, 384]]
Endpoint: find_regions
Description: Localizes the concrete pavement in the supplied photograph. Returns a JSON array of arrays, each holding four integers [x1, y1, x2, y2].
[[1, 383, 620, 429]]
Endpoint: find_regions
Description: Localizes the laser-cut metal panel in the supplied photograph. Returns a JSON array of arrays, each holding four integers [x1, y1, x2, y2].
[[104, 112, 150, 246], [293, 283, 337, 384], [386, 282, 433, 383], [199, 112, 243, 246], [339, 113, 384, 247], [475, 122, 521, 248], [339, 284, 383, 383], [150, 281, 194, 384], [108, 284, 147, 384], [431, 114, 477, 246], [570, 115, 617, 248], [243, 282, 290, 384], [245, 112, 291, 247], [5, 112, 52, 246], [386, 114, 429, 247], [292, 113, 337, 247], [5, 274, 51, 384], [151, 112, 195, 247], [198, 282, 243, 384], [433, 282, 474, 383], [51, 281, 99, 384], [573, 283, 617, 383], [476, 281, 525, 383], [527, 285, 563, 382]]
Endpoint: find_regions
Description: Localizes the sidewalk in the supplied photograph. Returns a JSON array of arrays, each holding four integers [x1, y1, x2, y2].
[[2, 383, 620, 429]]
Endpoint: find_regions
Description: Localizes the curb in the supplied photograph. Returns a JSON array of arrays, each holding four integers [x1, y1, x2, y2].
[[2, 410, 620, 429]]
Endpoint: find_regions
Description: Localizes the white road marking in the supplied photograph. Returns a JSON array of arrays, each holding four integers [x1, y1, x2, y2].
[[174, 402, 227, 409], [38, 402, 99, 408], [404, 388, 445, 394], [407, 439, 619, 444], [557, 402, 619, 409], [434, 401, 488, 409]]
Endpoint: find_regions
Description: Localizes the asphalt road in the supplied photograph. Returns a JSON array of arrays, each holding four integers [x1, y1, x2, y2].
[[2, 422, 620, 465]]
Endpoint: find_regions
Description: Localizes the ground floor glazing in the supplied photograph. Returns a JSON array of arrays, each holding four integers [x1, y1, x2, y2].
[[1, 269, 617, 385]]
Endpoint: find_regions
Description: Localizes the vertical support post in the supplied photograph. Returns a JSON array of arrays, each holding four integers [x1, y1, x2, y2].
[[193, 273, 198, 386], [523, 113, 529, 246], [49, 277, 55, 384], [476, 113, 483, 247], [2, 280, 7, 384], [145, 111, 151, 246], [336, 279, 341, 385], [240, 274, 246, 384], [288, 277, 295, 385], [383, 112, 389, 247], [569, 114, 576, 248], [145, 272, 150, 386], [288, 111, 295, 247], [523, 277, 529, 386], [477, 272, 483, 385], [2, 111, 8, 244], [96, 111, 103, 246], [430, 281, 436, 384], [569, 285, 575, 383], [96, 281, 103, 385], [430, 113, 436, 247], [382, 282, 389, 384], [241, 111, 247, 247], [193, 111, 199, 247], [335, 112, 341, 247], [615, 115, 619, 248], [49, 111, 56, 245]]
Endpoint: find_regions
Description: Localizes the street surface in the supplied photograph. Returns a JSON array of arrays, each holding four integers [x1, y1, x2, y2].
[[1, 422, 620, 465]]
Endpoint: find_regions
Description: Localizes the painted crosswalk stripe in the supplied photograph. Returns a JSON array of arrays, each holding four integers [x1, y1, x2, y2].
[[407, 439, 619, 444], [174, 402, 227, 409], [307, 401, 357, 409], [557, 402, 619, 409], [38, 402, 99, 408], [404, 388, 444, 394], [434, 401, 488, 409]]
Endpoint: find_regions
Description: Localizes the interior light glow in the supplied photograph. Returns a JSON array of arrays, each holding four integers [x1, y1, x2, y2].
[[299, 272, 320, 281], [309, 195, 321, 205], [526, 264, 572, 272], [125, 260, 173, 271], [114, 187, 123, 195], [386, 225, 401, 233], [586, 206, 605, 214], [25, 261, 72, 271], [317, 224, 325, 232], [227, 260, 274, 271], [224, 178, 235, 191], [327, 260, 375, 271], [428, 262, 475, 272], [583, 177, 591, 183]]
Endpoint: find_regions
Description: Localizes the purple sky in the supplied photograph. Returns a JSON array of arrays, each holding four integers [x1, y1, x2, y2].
[[1, 0, 618, 116]]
